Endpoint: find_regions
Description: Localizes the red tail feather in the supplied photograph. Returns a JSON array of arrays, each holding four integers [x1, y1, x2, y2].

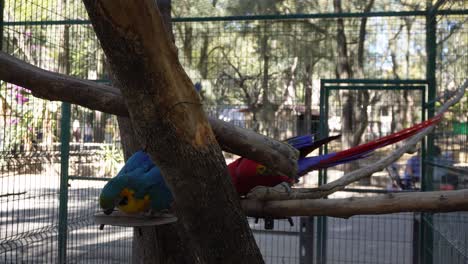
[[323, 114, 442, 165]]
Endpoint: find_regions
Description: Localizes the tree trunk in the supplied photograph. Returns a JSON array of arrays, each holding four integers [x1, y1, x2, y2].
[[1, 0, 5, 51], [303, 63, 313, 135], [118, 116, 195, 264], [334, 0, 374, 176], [115, 4, 200, 263], [82, 1, 264, 263], [198, 34, 209, 79]]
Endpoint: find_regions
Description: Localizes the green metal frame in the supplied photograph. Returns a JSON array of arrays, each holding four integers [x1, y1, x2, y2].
[[58, 103, 71, 264], [0, 0, 3, 51], [420, 3, 438, 263], [318, 79, 428, 264], [3, 9, 467, 26]]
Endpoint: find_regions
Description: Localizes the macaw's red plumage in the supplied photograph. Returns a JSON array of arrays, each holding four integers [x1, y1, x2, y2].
[[228, 158, 294, 195], [228, 114, 442, 195]]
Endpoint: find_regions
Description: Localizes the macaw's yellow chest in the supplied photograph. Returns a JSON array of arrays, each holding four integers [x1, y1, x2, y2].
[[118, 188, 151, 214]]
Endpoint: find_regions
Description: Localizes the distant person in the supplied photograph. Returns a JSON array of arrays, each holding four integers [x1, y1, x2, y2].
[[402, 146, 457, 190], [72, 119, 81, 142], [104, 118, 114, 143], [84, 122, 93, 142], [402, 149, 421, 190]]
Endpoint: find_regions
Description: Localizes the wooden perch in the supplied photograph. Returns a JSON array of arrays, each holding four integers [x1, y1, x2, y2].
[[247, 79, 467, 201], [93, 211, 177, 227], [0, 51, 298, 176], [241, 189, 468, 218]]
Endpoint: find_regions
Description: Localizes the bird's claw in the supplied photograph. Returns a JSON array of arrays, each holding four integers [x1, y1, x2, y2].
[[273, 182, 292, 195], [246, 182, 293, 200]]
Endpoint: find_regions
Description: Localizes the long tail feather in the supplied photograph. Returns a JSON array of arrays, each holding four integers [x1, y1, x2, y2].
[[286, 134, 315, 150], [297, 114, 442, 175], [286, 134, 342, 158]]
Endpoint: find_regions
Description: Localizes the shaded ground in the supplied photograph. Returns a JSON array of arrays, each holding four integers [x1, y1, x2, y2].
[[1, 173, 467, 263]]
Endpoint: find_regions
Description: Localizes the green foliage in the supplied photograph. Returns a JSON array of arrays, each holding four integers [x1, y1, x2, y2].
[[98, 144, 124, 177], [1, 0, 466, 140]]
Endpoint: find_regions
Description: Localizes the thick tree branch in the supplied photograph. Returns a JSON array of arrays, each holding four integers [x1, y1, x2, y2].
[[241, 189, 468, 218], [82, 0, 264, 262], [0, 51, 298, 176], [247, 80, 467, 201]]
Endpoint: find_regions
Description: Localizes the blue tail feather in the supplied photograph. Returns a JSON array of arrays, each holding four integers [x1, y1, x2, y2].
[[286, 135, 315, 150]]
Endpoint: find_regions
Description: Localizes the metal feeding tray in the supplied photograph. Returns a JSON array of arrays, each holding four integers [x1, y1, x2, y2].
[[93, 211, 177, 228]]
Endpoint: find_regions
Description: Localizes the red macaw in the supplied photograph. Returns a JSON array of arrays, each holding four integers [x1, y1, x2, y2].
[[228, 114, 442, 195]]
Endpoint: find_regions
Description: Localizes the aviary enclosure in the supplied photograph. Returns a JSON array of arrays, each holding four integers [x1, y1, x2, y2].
[[0, 0, 466, 263]]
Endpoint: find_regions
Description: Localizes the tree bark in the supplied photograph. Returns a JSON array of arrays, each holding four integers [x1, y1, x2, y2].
[[0, 0, 4, 51], [0, 51, 298, 177], [241, 189, 468, 218], [118, 116, 194, 264], [334, 0, 373, 175], [120, 4, 198, 262], [82, 1, 263, 263]]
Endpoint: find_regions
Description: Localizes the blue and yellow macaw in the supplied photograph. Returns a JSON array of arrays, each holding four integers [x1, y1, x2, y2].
[[99, 151, 173, 215]]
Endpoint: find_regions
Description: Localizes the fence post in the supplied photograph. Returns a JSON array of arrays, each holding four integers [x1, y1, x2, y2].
[[316, 80, 328, 264], [300, 217, 315, 264], [0, 0, 4, 51], [420, 2, 438, 264], [58, 102, 71, 263]]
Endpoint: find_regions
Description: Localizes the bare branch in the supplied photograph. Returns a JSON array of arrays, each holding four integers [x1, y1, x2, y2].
[[0, 51, 299, 176], [241, 189, 468, 218], [0, 51, 127, 116], [247, 80, 467, 201]]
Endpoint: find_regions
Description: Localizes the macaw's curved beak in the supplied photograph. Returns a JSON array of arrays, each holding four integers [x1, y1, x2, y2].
[[104, 208, 114, 215]]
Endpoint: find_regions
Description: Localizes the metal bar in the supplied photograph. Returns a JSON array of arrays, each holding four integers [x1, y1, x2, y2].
[[424, 161, 468, 174], [321, 79, 428, 84], [69, 176, 111, 181], [299, 217, 314, 264], [316, 80, 329, 264], [420, 3, 437, 262], [251, 229, 299, 236], [340, 188, 417, 194], [326, 85, 425, 90], [0, 0, 3, 51], [437, 9, 468, 15], [3, 9, 467, 26], [4, 19, 91, 26], [58, 102, 71, 264]]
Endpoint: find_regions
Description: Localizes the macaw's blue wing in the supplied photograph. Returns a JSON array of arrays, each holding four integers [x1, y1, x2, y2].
[[124, 152, 174, 211], [144, 167, 173, 211], [297, 115, 442, 176], [116, 151, 153, 177], [286, 134, 341, 158]]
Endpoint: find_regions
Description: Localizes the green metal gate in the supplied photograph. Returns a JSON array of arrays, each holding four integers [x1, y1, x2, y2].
[[303, 79, 427, 264]]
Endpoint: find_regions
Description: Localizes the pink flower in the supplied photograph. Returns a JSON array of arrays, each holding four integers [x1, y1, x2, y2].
[[9, 119, 18, 125], [15, 93, 29, 104]]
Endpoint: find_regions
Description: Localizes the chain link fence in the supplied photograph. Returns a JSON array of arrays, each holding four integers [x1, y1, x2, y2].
[[0, 1, 466, 263]]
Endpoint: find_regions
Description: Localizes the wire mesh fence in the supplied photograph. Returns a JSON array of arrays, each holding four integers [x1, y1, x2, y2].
[[0, 0, 467, 263]]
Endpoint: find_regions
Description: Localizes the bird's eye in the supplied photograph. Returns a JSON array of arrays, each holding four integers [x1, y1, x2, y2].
[[119, 196, 128, 206], [256, 165, 266, 175]]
